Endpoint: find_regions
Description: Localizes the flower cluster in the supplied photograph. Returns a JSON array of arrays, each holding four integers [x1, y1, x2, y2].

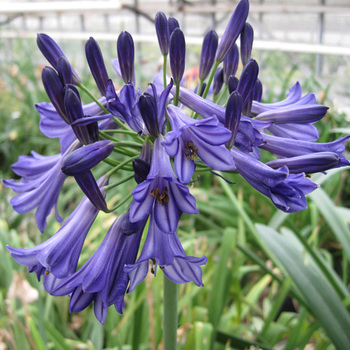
[[4, 0, 349, 324]]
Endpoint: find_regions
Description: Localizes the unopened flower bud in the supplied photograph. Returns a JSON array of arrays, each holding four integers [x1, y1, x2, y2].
[[117, 31, 135, 84], [169, 28, 186, 85], [199, 30, 218, 80], [223, 44, 239, 84], [155, 12, 169, 55], [240, 22, 254, 66], [85, 37, 109, 95]]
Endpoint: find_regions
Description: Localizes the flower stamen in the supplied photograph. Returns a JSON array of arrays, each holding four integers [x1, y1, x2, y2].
[[184, 140, 198, 160], [151, 186, 169, 205]]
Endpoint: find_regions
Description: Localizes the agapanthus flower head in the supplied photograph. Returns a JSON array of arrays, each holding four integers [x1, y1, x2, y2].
[[117, 31, 135, 84], [199, 30, 219, 81], [85, 37, 109, 96], [169, 28, 186, 85], [37, 33, 81, 85], [240, 22, 254, 66], [155, 11, 170, 55], [215, 0, 249, 63]]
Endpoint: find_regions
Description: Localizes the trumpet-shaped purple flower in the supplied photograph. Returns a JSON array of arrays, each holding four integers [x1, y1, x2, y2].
[[6, 177, 107, 293], [163, 105, 235, 183], [129, 138, 199, 233], [231, 148, 318, 212], [106, 81, 144, 133], [51, 213, 145, 324], [124, 213, 207, 292], [3, 149, 71, 233]]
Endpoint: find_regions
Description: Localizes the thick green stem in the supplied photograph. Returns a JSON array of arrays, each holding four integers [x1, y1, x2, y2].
[[163, 275, 178, 350]]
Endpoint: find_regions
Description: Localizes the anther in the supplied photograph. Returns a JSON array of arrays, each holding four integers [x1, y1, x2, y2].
[[184, 140, 198, 160]]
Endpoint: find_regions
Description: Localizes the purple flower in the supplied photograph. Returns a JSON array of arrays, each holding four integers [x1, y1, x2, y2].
[[124, 213, 207, 292], [51, 213, 145, 324], [106, 81, 144, 133], [133, 141, 152, 184], [163, 105, 235, 183], [231, 148, 318, 213], [169, 28, 186, 85], [3, 149, 71, 232], [85, 37, 109, 96], [215, 0, 249, 63], [117, 31, 135, 84], [168, 17, 180, 35], [6, 177, 107, 293], [199, 30, 218, 81], [129, 138, 199, 233]]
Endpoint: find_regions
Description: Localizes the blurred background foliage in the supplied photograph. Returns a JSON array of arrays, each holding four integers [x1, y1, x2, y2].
[[1, 33, 350, 350]]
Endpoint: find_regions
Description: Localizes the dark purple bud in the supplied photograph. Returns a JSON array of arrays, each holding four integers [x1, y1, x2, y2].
[[199, 30, 218, 80], [37, 33, 81, 84], [225, 91, 243, 149], [57, 56, 73, 85], [155, 12, 169, 55], [133, 141, 151, 184], [228, 75, 239, 94], [169, 28, 186, 85], [133, 159, 151, 184], [64, 87, 98, 144], [85, 37, 109, 96], [74, 172, 108, 211], [61, 140, 114, 175], [216, 0, 249, 63], [237, 58, 259, 115], [252, 78, 263, 102], [168, 17, 180, 36], [213, 67, 224, 95], [139, 94, 159, 138], [240, 22, 254, 66], [117, 31, 135, 84], [223, 44, 239, 84], [41, 66, 68, 123]]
